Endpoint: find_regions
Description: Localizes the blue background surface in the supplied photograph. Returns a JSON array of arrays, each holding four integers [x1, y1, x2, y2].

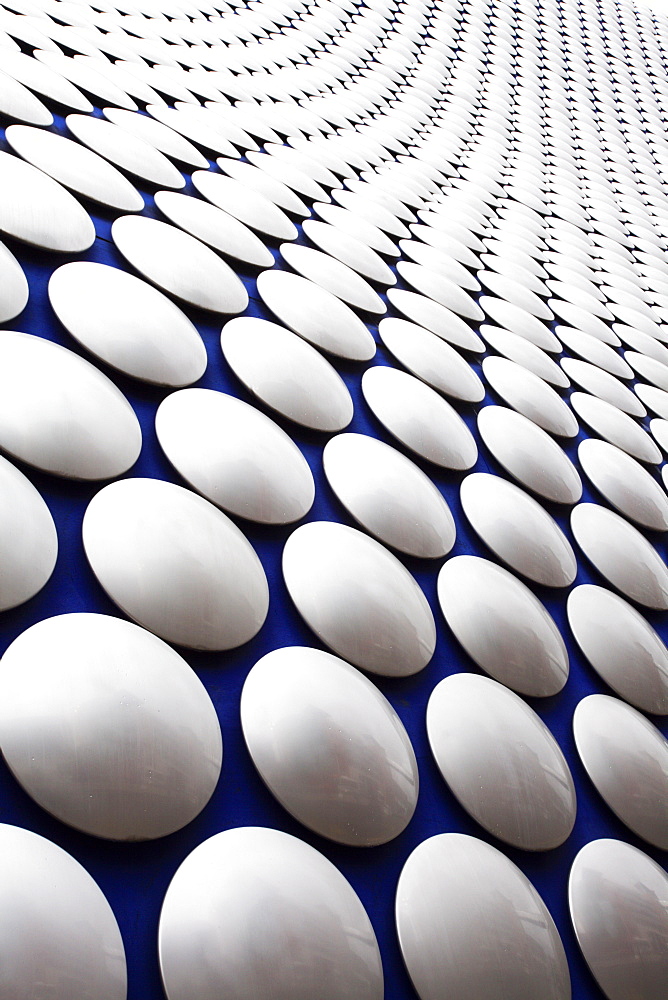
[[0, 103, 666, 1000]]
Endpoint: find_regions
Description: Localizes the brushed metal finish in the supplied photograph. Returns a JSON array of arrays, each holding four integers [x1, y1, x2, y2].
[[396, 833, 571, 1000], [256, 269, 376, 361], [482, 356, 579, 437], [578, 439, 668, 531], [378, 317, 484, 403], [573, 695, 668, 849], [159, 827, 383, 1000], [154, 190, 274, 268], [0, 454, 57, 612], [48, 262, 207, 386], [0, 150, 95, 252], [282, 520, 436, 676], [427, 673, 576, 850], [0, 239, 28, 323], [241, 646, 418, 845], [112, 216, 248, 314], [562, 358, 647, 418], [6, 124, 144, 213], [280, 243, 386, 313], [571, 392, 662, 464], [303, 219, 396, 285], [0, 48, 93, 112], [438, 555, 569, 697], [315, 201, 400, 256], [478, 269, 554, 321], [397, 260, 484, 321], [103, 107, 209, 168], [556, 326, 634, 379], [480, 324, 570, 388], [192, 170, 298, 240], [0, 330, 141, 479], [156, 388, 314, 524], [569, 839, 668, 1000], [567, 584, 668, 714], [636, 382, 668, 420], [0, 68, 53, 126], [217, 157, 310, 217], [479, 295, 561, 352], [0, 824, 126, 1000], [571, 503, 668, 609], [387, 288, 485, 353], [361, 365, 478, 470], [478, 406, 582, 503], [66, 114, 185, 189], [460, 473, 577, 587], [400, 238, 481, 291], [323, 432, 455, 558], [82, 478, 269, 650], [220, 317, 353, 432], [0, 614, 222, 840]]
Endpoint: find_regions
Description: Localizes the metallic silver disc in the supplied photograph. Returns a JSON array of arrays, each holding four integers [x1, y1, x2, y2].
[[5, 123, 143, 213], [154, 190, 273, 268], [66, 114, 185, 189], [103, 106, 209, 169], [323, 432, 455, 558], [561, 358, 647, 418], [479, 295, 561, 352], [397, 260, 484, 322], [578, 438, 668, 531], [82, 478, 269, 651], [427, 673, 576, 850], [111, 216, 248, 315], [217, 157, 310, 217], [397, 833, 571, 1000], [478, 269, 554, 321], [256, 269, 375, 361], [0, 48, 92, 112], [571, 503, 668, 610], [303, 219, 396, 285], [480, 324, 570, 388], [569, 839, 668, 1000], [156, 388, 314, 524], [0, 824, 126, 1000], [192, 170, 298, 240], [482, 356, 579, 437], [478, 406, 582, 503], [0, 67, 53, 126], [282, 520, 436, 677], [361, 365, 478, 470], [0, 239, 28, 323], [567, 585, 668, 715], [570, 392, 662, 464], [573, 694, 668, 849], [460, 472, 577, 587], [280, 243, 386, 313], [220, 317, 353, 432], [241, 646, 418, 845], [399, 238, 481, 292], [0, 330, 141, 480], [379, 317, 484, 403], [314, 200, 400, 256], [48, 262, 207, 387], [387, 288, 484, 353], [0, 454, 57, 612], [0, 150, 94, 253], [437, 555, 569, 697], [159, 827, 383, 1000], [0, 613, 222, 840]]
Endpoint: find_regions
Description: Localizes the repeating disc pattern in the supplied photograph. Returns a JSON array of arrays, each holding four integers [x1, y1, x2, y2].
[[0, 0, 667, 998]]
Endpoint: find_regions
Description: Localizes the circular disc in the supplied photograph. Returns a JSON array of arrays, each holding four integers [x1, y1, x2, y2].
[[569, 840, 668, 1000], [573, 694, 668, 849], [192, 170, 298, 240], [0, 239, 28, 323], [323, 432, 455, 557], [282, 520, 436, 677], [482, 356, 579, 437], [112, 216, 248, 314], [280, 242, 386, 313], [220, 317, 353, 432], [159, 827, 383, 1000], [396, 833, 571, 1000], [437, 555, 569, 697], [156, 388, 314, 524], [578, 438, 668, 531], [460, 472, 577, 587], [257, 269, 375, 361], [66, 113, 185, 189], [49, 262, 207, 386], [0, 824, 126, 1000], [82, 478, 269, 651], [0, 150, 94, 252], [387, 288, 484, 353], [0, 454, 57, 612], [379, 317, 484, 403], [241, 646, 418, 845], [427, 673, 576, 850], [0, 614, 222, 840]]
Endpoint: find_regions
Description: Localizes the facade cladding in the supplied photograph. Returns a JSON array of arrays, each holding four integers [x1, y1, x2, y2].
[[0, 0, 667, 997]]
